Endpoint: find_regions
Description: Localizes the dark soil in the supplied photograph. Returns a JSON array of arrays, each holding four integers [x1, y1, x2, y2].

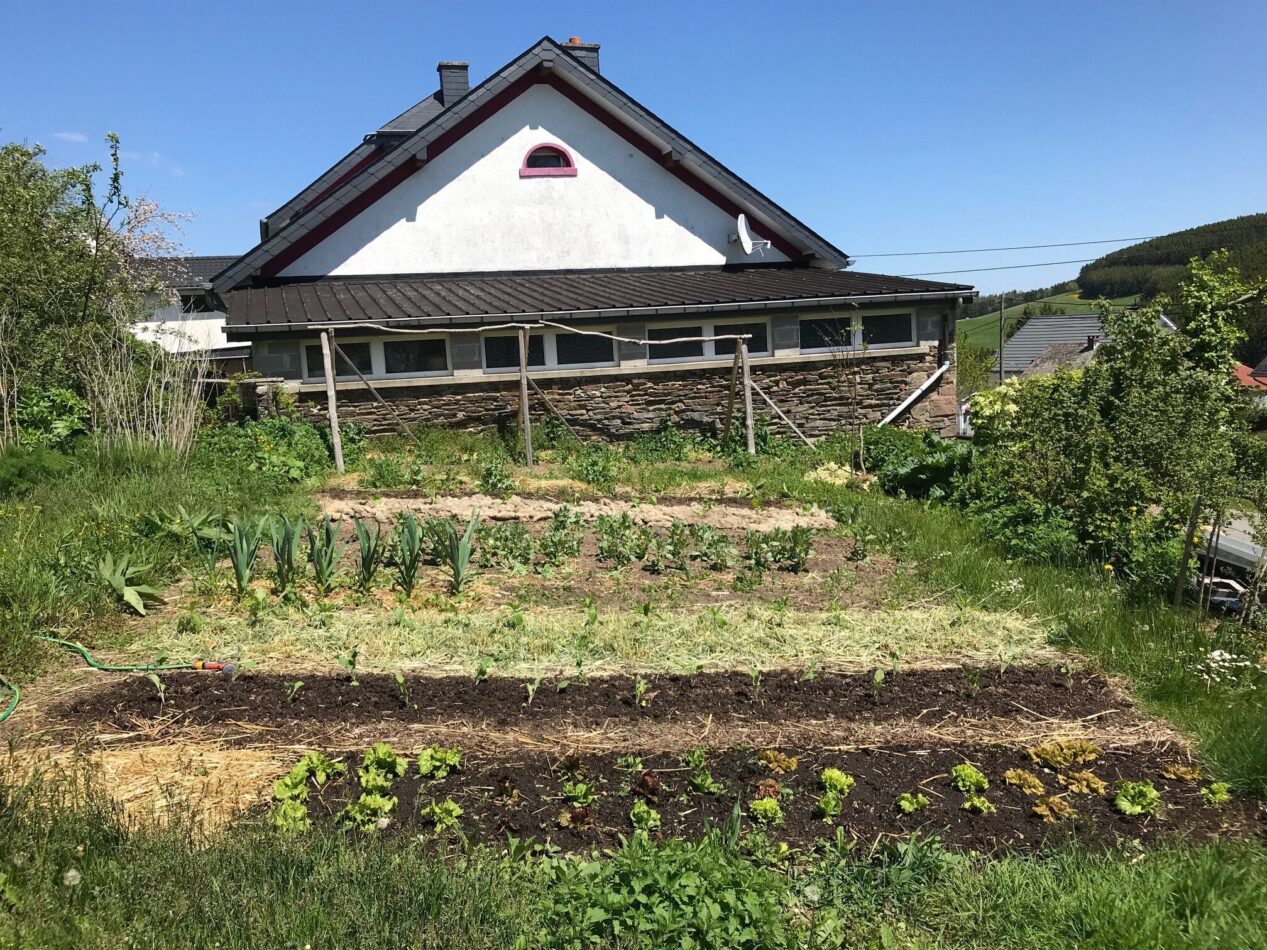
[[304, 744, 1264, 855], [63, 666, 1129, 738]]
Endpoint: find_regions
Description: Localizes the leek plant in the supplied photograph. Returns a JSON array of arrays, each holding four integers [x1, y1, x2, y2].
[[228, 517, 265, 598], [430, 513, 479, 594], [306, 515, 346, 594], [269, 515, 305, 593], [353, 517, 384, 592], [393, 513, 425, 595]]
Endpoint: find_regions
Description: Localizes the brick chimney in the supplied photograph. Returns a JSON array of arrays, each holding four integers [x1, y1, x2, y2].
[[561, 36, 600, 72], [437, 61, 470, 106]]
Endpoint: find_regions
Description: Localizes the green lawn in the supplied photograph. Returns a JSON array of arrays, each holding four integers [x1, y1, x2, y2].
[[957, 292, 1140, 352]]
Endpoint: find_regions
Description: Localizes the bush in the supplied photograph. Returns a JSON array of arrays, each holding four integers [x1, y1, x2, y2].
[[565, 443, 621, 493], [16, 387, 88, 450], [628, 420, 708, 463], [0, 444, 74, 499], [193, 419, 331, 484], [862, 425, 971, 500]]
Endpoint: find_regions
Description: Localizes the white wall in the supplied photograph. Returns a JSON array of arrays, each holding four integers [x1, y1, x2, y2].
[[279, 84, 788, 277], [133, 296, 235, 354]]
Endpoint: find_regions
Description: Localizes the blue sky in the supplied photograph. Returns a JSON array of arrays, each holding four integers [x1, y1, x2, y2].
[[3, 0, 1264, 292]]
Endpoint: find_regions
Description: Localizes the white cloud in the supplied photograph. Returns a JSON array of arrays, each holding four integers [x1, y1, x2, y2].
[[54, 131, 88, 143]]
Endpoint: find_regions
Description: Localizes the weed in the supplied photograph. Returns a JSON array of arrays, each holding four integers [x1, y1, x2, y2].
[[416, 745, 461, 780], [897, 792, 930, 814], [392, 513, 425, 595], [950, 763, 989, 793], [748, 797, 784, 825], [285, 680, 304, 704], [964, 667, 982, 697], [420, 798, 464, 830], [1114, 780, 1161, 816], [353, 517, 383, 591], [337, 646, 360, 686], [1003, 768, 1046, 795], [629, 798, 661, 834], [565, 443, 621, 493], [306, 515, 346, 594], [97, 551, 163, 615], [800, 661, 819, 682]]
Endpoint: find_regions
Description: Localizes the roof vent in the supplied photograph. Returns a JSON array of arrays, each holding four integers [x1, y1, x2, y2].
[[561, 37, 600, 72], [437, 61, 470, 107]]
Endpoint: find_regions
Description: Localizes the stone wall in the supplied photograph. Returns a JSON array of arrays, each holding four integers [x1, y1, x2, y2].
[[282, 347, 958, 440]]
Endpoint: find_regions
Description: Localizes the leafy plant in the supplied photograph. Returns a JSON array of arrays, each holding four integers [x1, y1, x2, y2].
[[562, 781, 596, 807], [1032, 795, 1077, 823], [897, 792, 930, 814], [744, 526, 814, 573], [748, 797, 784, 825], [339, 792, 397, 831], [267, 797, 311, 834], [755, 750, 798, 774], [476, 455, 515, 497], [352, 517, 383, 591], [539, 505, 584, 566], [476, 521, 535, 569], [1029, 739, 1101, 770], [1003, 769, 1045, 795], [267, 514, 304, 593], [96, 552, 163, 615], [689, 769, 727, 795], [595, 513, 652, 566], [1058, 770, 1107, 796], [416, 745, 462, 780], [306, 515, 346, 594], [629, 798, 661, 833], [285, 680, 304, 704], [820, 768, 856, 796], [817, 789, 844, 822], [421, 797, 464, 830], [290, 751, 345, 786], [429, 513, 479, 594], [565, 442, 621, 493], [633, 676, 652, 708], [338, 646, 360, 687], [393, 671, 410, 707], [145, 672, 166, 707], [392, 512, 425, 595], [361, 742, 410, 782], [950, 763, 989, 793], [961, 793, 996, 815], [1201, 782, 1232, 806], [1114, 780, 1161, 816], [617, 754, 644, 773]]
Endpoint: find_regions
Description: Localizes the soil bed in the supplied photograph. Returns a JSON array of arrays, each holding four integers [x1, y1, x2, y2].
[[306, 744, 1263, 855], [63, 667, 1129, 740]]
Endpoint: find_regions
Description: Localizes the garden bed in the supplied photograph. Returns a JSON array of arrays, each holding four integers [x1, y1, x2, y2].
[[298, 744, 1261, 855]]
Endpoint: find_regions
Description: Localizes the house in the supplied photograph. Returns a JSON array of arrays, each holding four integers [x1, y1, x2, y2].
[[993, 313, 1104, 379], [209, 36, 974, 438], [134, 256, 250, 374]]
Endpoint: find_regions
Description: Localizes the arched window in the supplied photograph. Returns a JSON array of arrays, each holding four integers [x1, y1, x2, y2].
[[520, 143, 577, 178]]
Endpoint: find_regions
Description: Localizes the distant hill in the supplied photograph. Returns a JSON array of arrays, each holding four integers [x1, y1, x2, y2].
[[1078, 212, 1267, 301]]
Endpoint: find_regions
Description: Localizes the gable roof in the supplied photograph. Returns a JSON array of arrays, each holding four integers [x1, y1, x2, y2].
[[992, 313, 1104, 375], [220, 266, 971, 334], [144, 255, 241, 291], [1235, 362, 1267, 391], [212, 36, 851, 292]]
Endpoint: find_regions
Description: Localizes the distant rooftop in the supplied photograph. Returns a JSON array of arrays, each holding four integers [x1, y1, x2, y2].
[[143, 256, 241, 290]]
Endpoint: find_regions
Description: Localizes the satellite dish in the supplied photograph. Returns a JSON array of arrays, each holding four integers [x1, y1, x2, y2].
[[732, 213, 772, 256]]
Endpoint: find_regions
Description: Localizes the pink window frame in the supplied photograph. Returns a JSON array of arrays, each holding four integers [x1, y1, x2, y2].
[[519, 142, 578, 178]]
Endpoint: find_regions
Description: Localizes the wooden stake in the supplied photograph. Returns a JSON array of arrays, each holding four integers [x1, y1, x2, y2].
[[320, 329, 345, 473], [721, 348, 741, 444], [518, 326, 533, 466], [740, 338, 755, 455]]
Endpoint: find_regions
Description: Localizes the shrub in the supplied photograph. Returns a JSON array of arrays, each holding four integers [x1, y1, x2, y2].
[[194, 419, 330, 484], [476, 455, 515, 496], [539, 505, 584, 566], [862, 425, 971, 500], [16, 387, 88, 450], [0, 444, 74, 498], [628, 420, 705, 463]]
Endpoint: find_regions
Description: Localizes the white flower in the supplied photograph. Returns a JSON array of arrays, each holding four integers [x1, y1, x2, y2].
[[375, 816, 391, 831], [63, 868, 81, 887]]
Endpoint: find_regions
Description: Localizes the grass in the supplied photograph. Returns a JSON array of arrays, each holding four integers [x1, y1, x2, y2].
[[957, 292, 1140, 353], [121, 602, 1052, 677]]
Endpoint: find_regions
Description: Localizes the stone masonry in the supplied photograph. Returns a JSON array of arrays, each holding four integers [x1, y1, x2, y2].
[[283, 346, 957, 440]]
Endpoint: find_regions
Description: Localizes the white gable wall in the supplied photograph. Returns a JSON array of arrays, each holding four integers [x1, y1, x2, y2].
[[279, 84, 788, 277]]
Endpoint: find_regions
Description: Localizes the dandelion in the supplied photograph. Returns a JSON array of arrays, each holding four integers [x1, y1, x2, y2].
[[63, 868, 82, 886], [1103, 563, 1114, 572]]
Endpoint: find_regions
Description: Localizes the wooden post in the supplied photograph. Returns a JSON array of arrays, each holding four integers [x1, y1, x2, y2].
[[740, 338, 755, 455], [518, 326, 533, 466], [320, 329, 345, 473], [720, 348, 741, 444], [1172, 495, 1203, 608]]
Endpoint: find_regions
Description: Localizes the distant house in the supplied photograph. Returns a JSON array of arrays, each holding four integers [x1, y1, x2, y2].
[[134, 256, 249, 374], [205, 36, 974, 438], [993, 313, 1105, 379]]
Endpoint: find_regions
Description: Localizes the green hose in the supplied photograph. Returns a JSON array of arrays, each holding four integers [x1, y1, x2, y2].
[[0, 637, 202, 724]]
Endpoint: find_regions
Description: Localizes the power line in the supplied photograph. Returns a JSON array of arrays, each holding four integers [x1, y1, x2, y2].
[[855, 222, 1267, 259], [902, 258, 1097, 277]]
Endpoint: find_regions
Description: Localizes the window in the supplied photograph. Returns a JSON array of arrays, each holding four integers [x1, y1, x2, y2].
[[556, 332, 615, 366], [384, 338, 448, 375], [648, 325, 704, 361], [800, 312, 915, 352], [484, 334, 545, 370], [520, 142, 578, 178], [647, 319, 772, 363], [304, 341, 372, 379]]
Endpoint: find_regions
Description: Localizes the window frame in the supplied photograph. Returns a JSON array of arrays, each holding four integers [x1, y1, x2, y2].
[[644, 318, 772, 365], [480, 326, 618, 374], [798, 310, 917, 354], [300, 334, 453, 382], [519, 142, 578, 178]]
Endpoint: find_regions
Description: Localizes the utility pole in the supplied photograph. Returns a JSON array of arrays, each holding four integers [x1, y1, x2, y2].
[[998, 296, 1006, 385]]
